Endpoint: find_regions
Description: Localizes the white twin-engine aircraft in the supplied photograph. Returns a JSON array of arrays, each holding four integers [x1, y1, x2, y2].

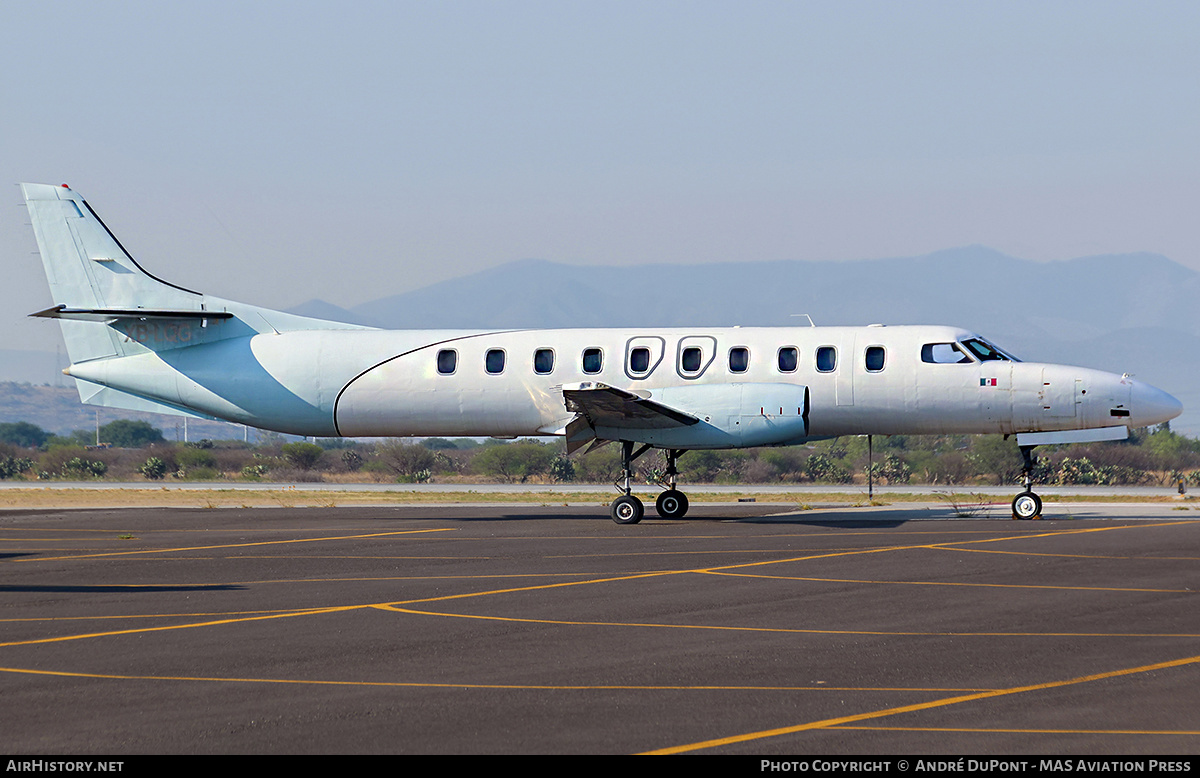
[[22, 183, 1183, 523]]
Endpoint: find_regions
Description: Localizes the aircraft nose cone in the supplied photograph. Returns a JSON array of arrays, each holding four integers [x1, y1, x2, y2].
[[1130, 381, 1183, 427]]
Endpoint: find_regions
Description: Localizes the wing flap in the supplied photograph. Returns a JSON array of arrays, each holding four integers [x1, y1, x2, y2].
[[562, 382, 699, 430]]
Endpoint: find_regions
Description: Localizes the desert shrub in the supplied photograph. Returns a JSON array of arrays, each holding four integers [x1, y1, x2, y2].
[[138, 457, 169, 480], [100, 420, 164, 448], [0, 455, 34, 479], [804, 453, 851, 483], [549, 454, 575, 483], [281, 442, 324, 470], [176, 447, 218, 471], [374, 442, 436, 477], [60, 457, 107, 478], [0, 422, 50, 449], [470, 440, 555, 483]]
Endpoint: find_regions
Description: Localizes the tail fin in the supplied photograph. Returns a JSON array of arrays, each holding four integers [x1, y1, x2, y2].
[[22, 182, 209, 364]]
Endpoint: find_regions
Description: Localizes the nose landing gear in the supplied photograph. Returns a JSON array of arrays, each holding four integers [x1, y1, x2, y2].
[[1012, 444, 1043, 520]]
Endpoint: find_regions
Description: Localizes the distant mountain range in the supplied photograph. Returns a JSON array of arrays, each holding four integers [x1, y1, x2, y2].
[[5, 247, 1197, 436], [289, 246, 1200, 337]]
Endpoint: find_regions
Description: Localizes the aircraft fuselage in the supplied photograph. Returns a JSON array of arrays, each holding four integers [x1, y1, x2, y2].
[[64, 322, 1178, 445]]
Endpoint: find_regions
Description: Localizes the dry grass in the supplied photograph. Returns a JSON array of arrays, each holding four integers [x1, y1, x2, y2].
[[0, 486, 1183, 510]]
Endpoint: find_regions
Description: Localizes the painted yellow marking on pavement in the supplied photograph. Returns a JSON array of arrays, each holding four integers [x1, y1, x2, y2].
[[15, 527, 455, 562], [379, 606, 1200, 638], [947, 547, 1200, 562], [1, 608, 352, 623], [641, 653, 1200, 754], [0, 571, 682, 647], [0, 666, 992, 693], [705, 571, 1192, 594], [831, 725, 1200, 736], [0, 605, 364, 648], [686, 526, 1121, 575], [4, 520, 1188, 649], [376, 570, 682, 606], [686, 522, 1190, 578]]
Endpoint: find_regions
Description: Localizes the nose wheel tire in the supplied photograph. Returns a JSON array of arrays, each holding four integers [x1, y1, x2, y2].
[[1012, 492, 1042, 520], [611, 495, 644, 525], [655, 490, 689, 519]]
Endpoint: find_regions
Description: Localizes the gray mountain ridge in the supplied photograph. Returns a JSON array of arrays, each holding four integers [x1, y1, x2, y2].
[[326, 247, 1200, 339]]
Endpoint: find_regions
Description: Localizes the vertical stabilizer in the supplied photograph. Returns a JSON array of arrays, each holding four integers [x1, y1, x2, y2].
[[22, 183, 206, 363]]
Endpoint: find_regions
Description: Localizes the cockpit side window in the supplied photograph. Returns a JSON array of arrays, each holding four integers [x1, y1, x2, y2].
[[921, 343, 972, 364], [961, 338, 1017, 362]]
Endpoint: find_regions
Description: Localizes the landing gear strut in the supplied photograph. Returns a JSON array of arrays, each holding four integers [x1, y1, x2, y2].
[[654, 449, 689, 519], [1011, 444, 1043, 520], [610, 441, 650, 524]]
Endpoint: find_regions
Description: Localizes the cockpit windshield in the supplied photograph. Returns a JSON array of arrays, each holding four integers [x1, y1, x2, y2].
[[961, 338, 1020, 362]]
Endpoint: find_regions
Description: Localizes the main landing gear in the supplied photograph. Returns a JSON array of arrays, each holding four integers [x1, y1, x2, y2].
[[1011, 444, 1043, 520], [609, 444, 691, 524], [655, 449, 690, 520]]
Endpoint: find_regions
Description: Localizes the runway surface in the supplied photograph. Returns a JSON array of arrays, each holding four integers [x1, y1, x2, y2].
[[2, 502, 1199, 754]]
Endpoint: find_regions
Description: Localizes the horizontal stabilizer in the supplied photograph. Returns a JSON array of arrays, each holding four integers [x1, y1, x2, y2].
[[31, 305, 233, 322]]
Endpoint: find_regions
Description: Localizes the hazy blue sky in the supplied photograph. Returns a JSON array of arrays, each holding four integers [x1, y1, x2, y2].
[[4, 1, 1198, 354]]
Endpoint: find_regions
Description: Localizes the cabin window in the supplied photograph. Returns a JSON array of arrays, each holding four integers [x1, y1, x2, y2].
[[534, 348, 555, 375], [629, 347, 651, 375], [437, 349, 457, 375], [865, 346, 885, 372], [485, 349, 506, 375], [777, 346, 798, 373], [681, 346, 703, 373], [582, 347, 603, 374], [921, 343, 971, 364], [816, 346, 836, 372], [729, 346, 749, 373]]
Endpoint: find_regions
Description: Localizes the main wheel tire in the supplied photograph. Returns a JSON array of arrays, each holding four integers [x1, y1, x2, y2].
[[611, 495, 644, 525], [655, 489, 689, 519], [1012, 492, 1042, 520]]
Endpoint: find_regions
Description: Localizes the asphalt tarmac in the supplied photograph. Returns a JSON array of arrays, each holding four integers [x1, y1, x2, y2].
[[2, 501, 1199, 754]]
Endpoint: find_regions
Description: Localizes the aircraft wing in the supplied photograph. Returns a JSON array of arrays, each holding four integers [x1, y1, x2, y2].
[[562, 382, 700, 454], [562, 382, 700, 430]]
